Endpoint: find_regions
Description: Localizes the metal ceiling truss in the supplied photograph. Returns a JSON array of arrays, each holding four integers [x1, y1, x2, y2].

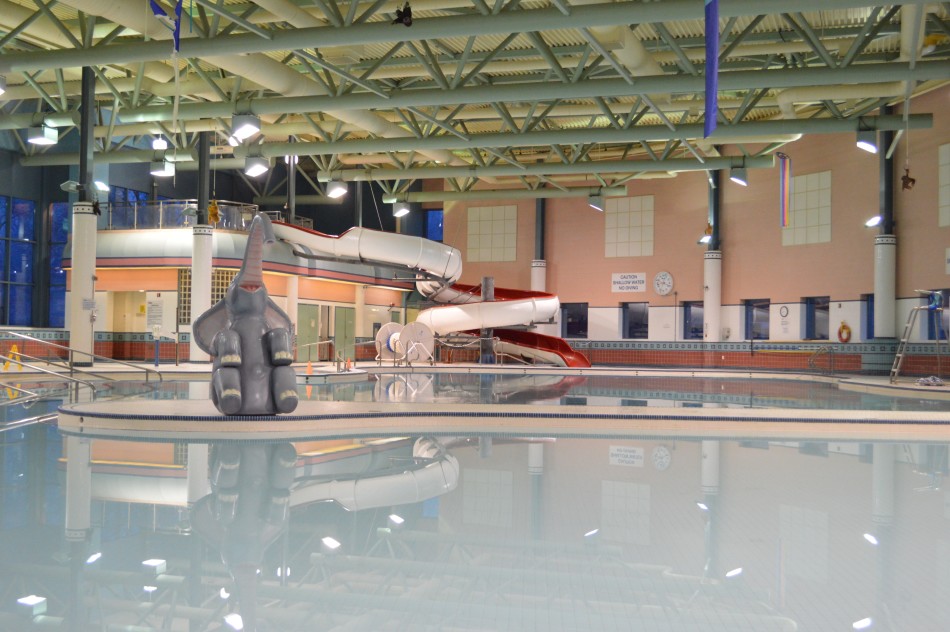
[[0, 0, 947, 200]]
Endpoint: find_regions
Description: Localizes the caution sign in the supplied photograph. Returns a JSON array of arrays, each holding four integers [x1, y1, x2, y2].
[[3, 344, 23, 371]]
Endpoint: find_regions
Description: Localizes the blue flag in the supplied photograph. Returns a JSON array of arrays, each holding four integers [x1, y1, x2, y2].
[[150, 0, 184, 52], [704, 0, 719, 138]]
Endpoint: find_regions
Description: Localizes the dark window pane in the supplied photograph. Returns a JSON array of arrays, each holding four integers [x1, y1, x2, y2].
[[137, 190, 148, 203], [8, 285, 31, 326], [562, 303, 588, 339], [11, 198, 35, 241], [426, 210, 444, 241], [51, 202, 70, 243], [9, 241, 33, 283], [684, 302, 704, 340], [126, 189, 137, 204], [48, 286, 65, 328], [622, 302, 648, 339], [50, 243, 66, 286], [0, 197, 8, 238], [0, 240, 7, 283]]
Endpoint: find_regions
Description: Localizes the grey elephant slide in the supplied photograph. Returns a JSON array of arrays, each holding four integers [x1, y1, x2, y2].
[[192, 214, 299, 415]]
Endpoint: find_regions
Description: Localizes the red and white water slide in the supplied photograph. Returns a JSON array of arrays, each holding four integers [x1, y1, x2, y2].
[[272, 222, 590, 368]]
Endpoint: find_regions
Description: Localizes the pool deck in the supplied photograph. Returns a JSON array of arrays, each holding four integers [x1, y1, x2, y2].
[[46, 361, 950, 443]]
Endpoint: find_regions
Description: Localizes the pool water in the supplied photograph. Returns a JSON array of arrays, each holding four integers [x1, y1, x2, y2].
[[1, 372, 948, 630]]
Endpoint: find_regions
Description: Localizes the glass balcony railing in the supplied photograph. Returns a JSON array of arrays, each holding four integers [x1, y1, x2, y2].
[[98, 200, 259, 231]]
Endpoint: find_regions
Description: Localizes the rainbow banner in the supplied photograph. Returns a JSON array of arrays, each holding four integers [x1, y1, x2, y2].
[[704, 0, 719, 138], [777, 152, 791, 227]]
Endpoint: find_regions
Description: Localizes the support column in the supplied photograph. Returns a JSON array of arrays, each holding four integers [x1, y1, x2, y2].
[[68, 203, 97, 366], [874, 235, 897, 338], [65, 435, 92, 631], [189, 226, 213, 362], [700, 440, 721, 578], [287, 275, 299, 351], [186, 443, 211, 505], [704, 252, 722, 342], [354, 284, 366, 339], [529, 442, 544, 540], [871, 443, 896, 620], [287, 137, 296, 225], [480, 276, 495, 363]]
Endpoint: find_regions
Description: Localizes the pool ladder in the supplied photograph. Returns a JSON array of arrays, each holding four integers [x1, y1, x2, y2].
[[890, 304, 945, 383]]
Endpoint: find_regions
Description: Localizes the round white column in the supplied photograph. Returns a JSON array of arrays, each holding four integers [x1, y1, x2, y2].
[[530, 259, 547, 292], [189, 225, 213, 363], [701, 440, 720, 495], [872, 443, 895, 524], [703, 251, 722, 342], [65, 436, 92, 541], [874, 235, 897, 338], [68, 202, 98, 365], [186, 443, 211, 505]]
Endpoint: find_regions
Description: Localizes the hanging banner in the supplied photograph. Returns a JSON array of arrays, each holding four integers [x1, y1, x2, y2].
[[777, 152, 792, 227]]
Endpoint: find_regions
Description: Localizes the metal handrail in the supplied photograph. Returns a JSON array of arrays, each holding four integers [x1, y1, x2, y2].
[[0, 382, 40, 406], [808, 345, 836, 375], [0, 330, 162, 382], [7, 350, 119, 383], [1, 413, 57, 433], [0, 354, 98, 394]]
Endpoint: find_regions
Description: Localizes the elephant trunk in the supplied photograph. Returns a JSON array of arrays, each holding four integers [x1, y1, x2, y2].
[[237, 215, 276, 291]]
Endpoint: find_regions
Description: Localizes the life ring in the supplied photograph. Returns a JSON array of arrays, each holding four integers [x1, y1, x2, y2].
[[837, 322, 852, 343]]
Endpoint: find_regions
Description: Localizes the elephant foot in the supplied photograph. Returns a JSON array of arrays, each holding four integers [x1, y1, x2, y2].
[[219, 389, 243, 415], [275, 388, 298, 414]]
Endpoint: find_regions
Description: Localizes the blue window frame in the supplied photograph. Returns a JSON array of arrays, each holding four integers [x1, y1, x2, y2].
[[49, 202, 71, 328], [744, 298, 770, 340], [621, 302, 648, 339], [426, 210, 444, 242], [0, 198, 38, 326], [862, 293, 874, 340], [804, 296, 830, 340], [683, 301, 704, 340], [926, 289, 948, 341]]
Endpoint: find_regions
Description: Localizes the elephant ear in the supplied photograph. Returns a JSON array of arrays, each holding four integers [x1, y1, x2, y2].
[[265, 298, 292, 332], [193, 300, 230, 354]]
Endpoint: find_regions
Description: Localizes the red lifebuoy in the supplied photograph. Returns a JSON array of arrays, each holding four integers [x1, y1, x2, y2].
[[837, 322, 852, 343]]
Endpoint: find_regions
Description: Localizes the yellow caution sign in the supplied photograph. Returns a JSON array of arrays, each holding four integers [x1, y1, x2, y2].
[[3, 344, 22, 371]]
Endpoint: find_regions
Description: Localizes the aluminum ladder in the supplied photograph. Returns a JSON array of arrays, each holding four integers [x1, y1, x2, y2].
[[890, 303, 945, 383]]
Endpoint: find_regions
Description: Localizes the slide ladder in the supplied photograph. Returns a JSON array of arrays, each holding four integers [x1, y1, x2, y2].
[[890, 293, 945, 383]]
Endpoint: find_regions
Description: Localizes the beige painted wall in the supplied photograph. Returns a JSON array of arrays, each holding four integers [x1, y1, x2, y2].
[[443, 85, 950, 310]]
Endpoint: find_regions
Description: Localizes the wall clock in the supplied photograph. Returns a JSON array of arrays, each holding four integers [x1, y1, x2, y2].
[[652, 445, 672, 470], [653, 271, 674, 296]]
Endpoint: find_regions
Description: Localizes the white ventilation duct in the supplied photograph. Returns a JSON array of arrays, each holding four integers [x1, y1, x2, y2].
[[777, 82, 906, 119]]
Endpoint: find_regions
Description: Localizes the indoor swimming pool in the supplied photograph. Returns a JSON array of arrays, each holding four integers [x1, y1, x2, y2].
[[2, 369, 949, 630]]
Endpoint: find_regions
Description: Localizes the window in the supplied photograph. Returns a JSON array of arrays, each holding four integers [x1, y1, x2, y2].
[[49, 202, 71, 328], [804, 296, 830, 340], [467, 205, 516, 262], [683, 301, 704, 340], [926, 289, 948, 341], [561, 302, 588, 339], [621, 302, 648, 339], [782, 171, 831, 246], [0, 197, 38, 326], [744, 299, 770, 340], [426, 210, 443, 241], [605, 195, 654, 258], [862, 293, 874, 341]]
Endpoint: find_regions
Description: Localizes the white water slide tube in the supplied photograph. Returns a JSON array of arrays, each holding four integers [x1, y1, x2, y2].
[[290, 437, 459, 511], [272, 223, 560, 336]]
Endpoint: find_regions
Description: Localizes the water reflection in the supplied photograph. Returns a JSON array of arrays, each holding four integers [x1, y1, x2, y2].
[[2, 424, 949, 630]]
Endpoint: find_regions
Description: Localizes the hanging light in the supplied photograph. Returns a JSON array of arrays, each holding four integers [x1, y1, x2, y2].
[[231, 114, 261, 140], [27, 125, 58, 145], [729, 166, 748, 186], [326, 180, 347, 198], [0, 76, 6, 96], [244, 156, 270, 177], [149, 160, 175, 177], [393, 202, 410, 217], [864, 215, 882, 228], [856, 129, 878, 154], [587, 195, 604, 211], [93, 181, 110, 192], [227, 135, 240, 147], [152, 136, 168, 150]]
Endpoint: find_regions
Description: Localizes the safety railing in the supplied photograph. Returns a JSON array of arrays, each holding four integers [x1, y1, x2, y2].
[[99, 199, 258, 231], [807, 345, 836, 375], [0, 354, 99, 396], [0, 330, 162, 382], [1, 413, 58, 434]]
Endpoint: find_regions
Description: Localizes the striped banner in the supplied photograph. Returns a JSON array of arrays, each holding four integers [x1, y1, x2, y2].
[[777, 152, 791, 227], [704, 0, 719, 138]]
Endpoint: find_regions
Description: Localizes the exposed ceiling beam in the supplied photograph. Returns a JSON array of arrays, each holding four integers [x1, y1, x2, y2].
[[0, 0, 937, 74]]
